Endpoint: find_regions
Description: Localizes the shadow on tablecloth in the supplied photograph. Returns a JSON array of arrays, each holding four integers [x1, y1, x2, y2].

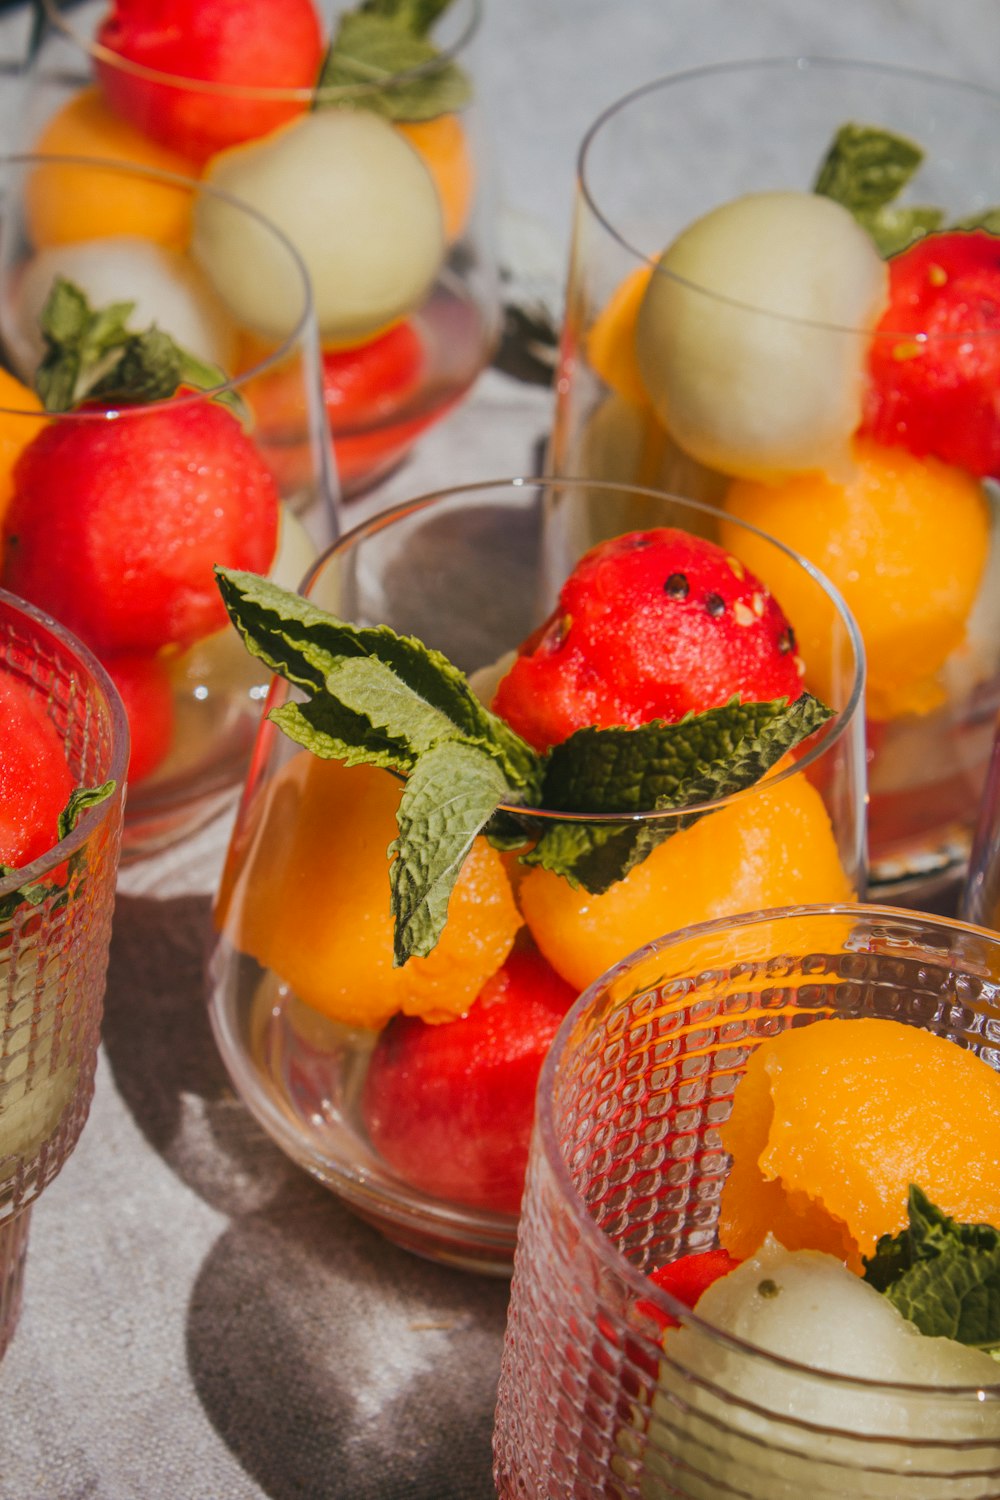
[[102, 891, 509, 1499]]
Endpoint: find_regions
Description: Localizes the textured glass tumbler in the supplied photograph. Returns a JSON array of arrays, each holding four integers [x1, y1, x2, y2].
[[493, 905, 1000, 1498], [960, 716, 1000, 928], [548, 58, 1000, 904], [0, 589, 127, 1360]]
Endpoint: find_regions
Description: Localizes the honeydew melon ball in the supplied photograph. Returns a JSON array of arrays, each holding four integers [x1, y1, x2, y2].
[[634, 191, 888, 482], [7, 237, 237, 380], [195, 110, 445, 344], [641, 1239, 1000, 1499]]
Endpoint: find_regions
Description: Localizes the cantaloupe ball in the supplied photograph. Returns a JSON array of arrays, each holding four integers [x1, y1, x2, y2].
[[396, 113, 474, 243], [717, 1017, 1000, 1271], [519, 773, 853, 995], [217, 753, 521, 1030], [634, 191, 888, 481], [722, 437, 991, 720], [26, 89, 195, 251], [0, 369, 45, 556], [7, 238, 236, 380], [195, 111, 445, 344]]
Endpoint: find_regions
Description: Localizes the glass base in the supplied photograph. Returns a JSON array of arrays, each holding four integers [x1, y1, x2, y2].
[[208, 950, 518, 1276], [0, 1208, 31, 1362]]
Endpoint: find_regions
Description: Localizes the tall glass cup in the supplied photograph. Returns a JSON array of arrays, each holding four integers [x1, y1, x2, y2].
[[208, 478, 865, 1273], [493, 905, 1000, 1498], [548, 59, 1000, 904], [25, 0, 499, 496], [0, 588, 127, 1359]]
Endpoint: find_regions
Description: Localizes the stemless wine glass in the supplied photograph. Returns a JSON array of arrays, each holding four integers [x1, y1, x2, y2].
[[25, 0, 499, 497], [548, 58, 1000, 905], [493, 904, 1000, 1499], [0, 151, 335, 859], [207, 477, 865, 1275], [0, 588, 128, 1360]]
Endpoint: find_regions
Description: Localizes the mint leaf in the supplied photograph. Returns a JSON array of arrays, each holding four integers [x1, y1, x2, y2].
[[360, 0, 452, 36], [0, 779, 117, 921], [814, 123, 925, 215], [951, 208, 1000, 236], [521, 694, 832, 893], [57, 781, 116, 842], [864, 1185, 1000, 1350], [858, 205, 945, 258], [215, 567, 539, 791], [316, 11, 471, 120], [814, 122, 1000, 255], [390, 741, 511, 962], [35, 278, 246, 422]]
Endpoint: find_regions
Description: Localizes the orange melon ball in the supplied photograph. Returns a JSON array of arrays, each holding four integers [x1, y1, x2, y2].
[[0, 370, 46, 561], [722, 437, 990, 721], [519, 772, 853, 995], [397, 113, 474, 243], [586, 264, 653, 406], [26, 88, 196, 250], [717, 1017, 1000, 1272], [218, 751, 522, 1030]]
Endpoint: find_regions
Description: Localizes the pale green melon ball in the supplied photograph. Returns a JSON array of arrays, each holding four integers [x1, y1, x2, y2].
[[634, 190, 888, 482], [194, 110, 445, 344]]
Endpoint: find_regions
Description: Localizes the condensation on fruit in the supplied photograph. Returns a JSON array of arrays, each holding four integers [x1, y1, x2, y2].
[[631, 1239, 1000, 1500], [194, 111, 446, 345], [634, 191, 888, 482], [6, 238, 238, 380]]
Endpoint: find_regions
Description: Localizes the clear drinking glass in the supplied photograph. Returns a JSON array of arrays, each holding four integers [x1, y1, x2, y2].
[[25, 0, 499, 497], [548, 58, 1000, 904], [0, 151, 335, 859], [0, 587, 127, 1360], [207, 477, 865, 1274], [959, 715, 1000, 927], [493, 904, 1000, 1499]]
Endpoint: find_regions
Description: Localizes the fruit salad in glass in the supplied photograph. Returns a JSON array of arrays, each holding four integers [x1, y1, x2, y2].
[[549, 59, 1000, 901], [492, 906, 1000, 1498], [27, 0, 498, 495], [207, 478, 865, 1272], [0, 152, 334, 858]]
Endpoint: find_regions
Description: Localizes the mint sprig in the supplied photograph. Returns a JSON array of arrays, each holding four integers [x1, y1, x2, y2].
[[525, 694, 832, 893], [864, 1185, 1000, 1353], [813, 124, 943, 257], [0, 779, 116, 922], [217, 568, 833, 963], [315, 3, 471, 121], [35, 278, 247, 422]]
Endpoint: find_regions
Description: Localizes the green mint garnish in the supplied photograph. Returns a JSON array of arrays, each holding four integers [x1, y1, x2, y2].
[[814, 122, 1000, 256], [0, 779, 116, 922], [813, 123, 943, 257], [217, 568, 833, 964], [315, 1, 471, 121], [522, 693, 832, 895], [863, 1185, 1000, 1353], [36, 278, 247, 423]]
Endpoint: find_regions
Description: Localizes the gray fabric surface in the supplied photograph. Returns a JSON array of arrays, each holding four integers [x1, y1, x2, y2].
[[0, 2, 994, 1495]]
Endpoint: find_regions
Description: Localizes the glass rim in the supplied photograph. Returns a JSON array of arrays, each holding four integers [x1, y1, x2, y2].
[[40, 0, 482, 105], [299, 475, 866, 824], [577, 54, 1000, 340], [533, 900, 1000, 1405], [0, 585, 129, 896], [0, 151, 318, 420]]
